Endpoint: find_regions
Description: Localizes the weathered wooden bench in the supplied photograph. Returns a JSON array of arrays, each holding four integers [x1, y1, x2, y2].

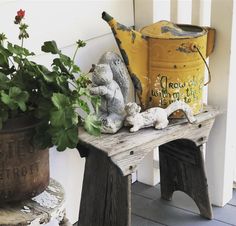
[[77, 105, 220, 226]]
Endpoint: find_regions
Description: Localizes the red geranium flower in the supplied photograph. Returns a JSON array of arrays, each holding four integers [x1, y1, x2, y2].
[[17, 9, 25, 18]]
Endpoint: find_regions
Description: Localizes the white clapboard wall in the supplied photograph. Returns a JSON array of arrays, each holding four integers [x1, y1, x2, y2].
[[0, 0, 134, 224], [134, 0, 236, 208]]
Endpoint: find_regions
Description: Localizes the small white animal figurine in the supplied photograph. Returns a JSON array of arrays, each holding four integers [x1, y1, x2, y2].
[[124, 101, 196, 132]]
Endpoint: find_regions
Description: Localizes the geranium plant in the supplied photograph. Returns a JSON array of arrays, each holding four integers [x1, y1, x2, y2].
[[0, 9, 101, 151]]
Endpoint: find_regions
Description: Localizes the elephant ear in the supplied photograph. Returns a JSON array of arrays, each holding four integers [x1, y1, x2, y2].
[[98, 51, 130, 103]]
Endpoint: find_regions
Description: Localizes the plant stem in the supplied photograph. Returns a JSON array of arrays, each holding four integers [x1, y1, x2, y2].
[[21, 37, 24, 48], [9, 57, 16, 69], [69, 44, 80, 72], [68, 80, 77, 89], [72, 45, 79, 63]]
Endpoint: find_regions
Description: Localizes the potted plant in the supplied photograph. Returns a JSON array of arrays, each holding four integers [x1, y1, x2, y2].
[[0, 9, 101, 202]]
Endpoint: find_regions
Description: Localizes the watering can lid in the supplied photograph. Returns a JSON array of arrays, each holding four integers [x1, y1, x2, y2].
[[141, 20, 207, 39]]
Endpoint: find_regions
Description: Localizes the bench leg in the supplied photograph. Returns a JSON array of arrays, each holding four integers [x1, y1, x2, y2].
[[79, 148, 131, 226], [159, 139, 213, 219]]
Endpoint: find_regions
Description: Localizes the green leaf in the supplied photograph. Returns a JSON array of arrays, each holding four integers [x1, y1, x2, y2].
[[76, 74, 91, 88], [52, 58, 69, 74], [84, 114, 101, 136], [76, 99, 90, 114], [7, 43, 34, 56], [51, 93, 70, 109], [55, 75, 69, 92], [34, 99, 53, 118], [91, 96, 101, 113], [1, 87, 29, 111], [71, 64, 81, 73], [50, 107, 78, 128], [0, 45, 12, 57], [0, 72, 10, 89], [43, 71, 57, 83], [1, 92, 17, 110], [0, 53, 9, 67], [33, 122, 52, 149], [9, 86, 29, 101], [41, 41, 60, 54], [78, 87, 89, 96], [60, 53, 72, 67], [0, 65, 15, 75], [50, 93, 78, 128], [50, 125, 78, 151], [39, 80, 53, 98]]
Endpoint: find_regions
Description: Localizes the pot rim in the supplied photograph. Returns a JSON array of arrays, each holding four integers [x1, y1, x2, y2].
[[0, 115, 42, 134]]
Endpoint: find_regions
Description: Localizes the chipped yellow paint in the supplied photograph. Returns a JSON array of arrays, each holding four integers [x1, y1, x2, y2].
[[146, 35, 207, 116], [102, 12, 215, 116], [102, 12, 149, 109]]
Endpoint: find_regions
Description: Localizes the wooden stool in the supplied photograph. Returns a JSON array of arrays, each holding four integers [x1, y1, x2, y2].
[[0, 179, 71, 226], [77, 106, 219, 226]]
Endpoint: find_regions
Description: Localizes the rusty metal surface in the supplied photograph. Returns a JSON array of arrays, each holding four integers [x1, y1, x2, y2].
[[103, 12, 216, 117], [0, 117, 49, 203]]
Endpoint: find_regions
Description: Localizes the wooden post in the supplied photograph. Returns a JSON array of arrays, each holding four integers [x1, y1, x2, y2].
[[79, 149, 131, 226], [206, 0, 236, 206]]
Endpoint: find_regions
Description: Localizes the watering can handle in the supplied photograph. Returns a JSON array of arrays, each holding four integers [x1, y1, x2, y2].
[[191, 44, 211, 86]]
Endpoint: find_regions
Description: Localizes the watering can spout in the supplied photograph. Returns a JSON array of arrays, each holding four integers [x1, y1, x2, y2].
[[102, 11, 150, 109], [102, 11, 113, 23]]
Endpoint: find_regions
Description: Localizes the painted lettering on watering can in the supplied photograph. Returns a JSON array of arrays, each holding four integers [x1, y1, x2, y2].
[[102, 12, 215, 117]]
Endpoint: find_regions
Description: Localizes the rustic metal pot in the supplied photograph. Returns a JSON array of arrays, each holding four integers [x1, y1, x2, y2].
[[0, 115, 49, 203]]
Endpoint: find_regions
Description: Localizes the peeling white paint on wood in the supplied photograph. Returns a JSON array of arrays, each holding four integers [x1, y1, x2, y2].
[[32, 190, 60, 209], [0, 179, 68, 226]]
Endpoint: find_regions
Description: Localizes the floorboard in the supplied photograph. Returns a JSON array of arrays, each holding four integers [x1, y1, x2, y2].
[[75, 183, 236, 226], [132, 214, 166, 226], [132, 182, 236, 226], [132, 193, 232, 226]]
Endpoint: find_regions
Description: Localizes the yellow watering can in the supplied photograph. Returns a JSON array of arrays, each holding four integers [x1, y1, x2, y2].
[[102, 12, 215, 116]]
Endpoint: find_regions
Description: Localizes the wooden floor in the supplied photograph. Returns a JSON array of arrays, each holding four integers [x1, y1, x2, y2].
[[132, 182, 236, 226], [75, 182, 236, 226]]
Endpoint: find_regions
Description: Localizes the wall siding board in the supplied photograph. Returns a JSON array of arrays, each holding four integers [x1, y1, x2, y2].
[[0, 0, 134, 54]]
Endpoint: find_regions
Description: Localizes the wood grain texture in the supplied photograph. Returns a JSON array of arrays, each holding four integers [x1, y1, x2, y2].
[[0, 179, 65, 226], [159, 140, 213, 219], [78, 105, 219, 176], [77, 106, 219, 224], [79, 149, 131, 226]]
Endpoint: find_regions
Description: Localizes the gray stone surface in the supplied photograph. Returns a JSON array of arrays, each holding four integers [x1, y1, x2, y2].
[[90, 52, 130, 134]]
